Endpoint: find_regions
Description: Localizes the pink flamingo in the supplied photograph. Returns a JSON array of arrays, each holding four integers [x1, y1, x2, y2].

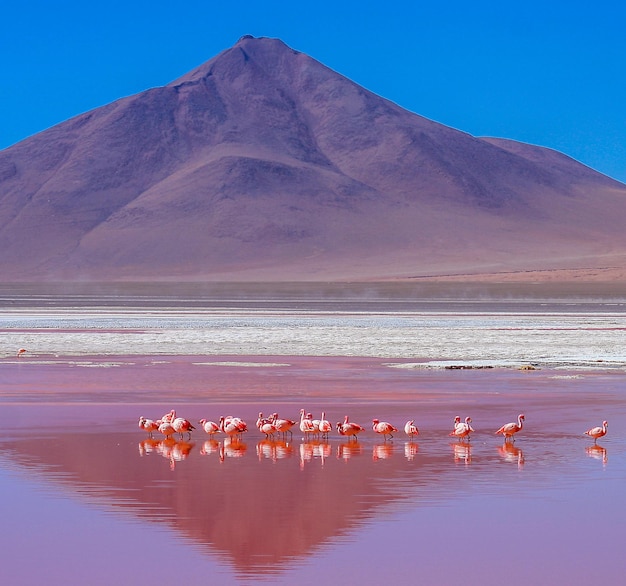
[[220, 416, 247, 439], [308, 413, 320, 438], [372, 419, 398, 441], [271, 413, 296, 440], [585, 420, 608, 444], [450, 416, 474, 441], [199, 419, 220, 436], [318, 411, 332, 440], [138, 416, 159, 438], [495, 414, 525, 442], [336, 415, 365, 441], [256, 412, 269, 430], [256, 413, 278, 439], [299, 409, 315, 439], [16, 348, 27, 358], [157, 419, 176, 439], [404, 420, 419, 440], [160, 409, 176, 424], [172, 416, 195, 440]]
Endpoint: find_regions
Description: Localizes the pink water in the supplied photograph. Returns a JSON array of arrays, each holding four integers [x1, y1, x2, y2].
[[0, 357, 623, 585]]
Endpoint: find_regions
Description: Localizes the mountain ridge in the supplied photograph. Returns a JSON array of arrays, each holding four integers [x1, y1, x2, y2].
[[1, 35, 625, 282]]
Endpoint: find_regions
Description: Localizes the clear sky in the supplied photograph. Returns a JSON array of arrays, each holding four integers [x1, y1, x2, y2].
[[2, 0, 625, 182]]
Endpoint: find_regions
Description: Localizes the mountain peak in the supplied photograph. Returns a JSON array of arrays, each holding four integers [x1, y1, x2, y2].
[[0, 39, 625, 282]]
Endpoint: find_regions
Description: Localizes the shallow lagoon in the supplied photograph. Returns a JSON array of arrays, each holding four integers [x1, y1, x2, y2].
[[1, 283, 625, 585]]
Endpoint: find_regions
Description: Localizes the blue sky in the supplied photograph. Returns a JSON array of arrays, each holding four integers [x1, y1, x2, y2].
[[2, 0, 625, 182]]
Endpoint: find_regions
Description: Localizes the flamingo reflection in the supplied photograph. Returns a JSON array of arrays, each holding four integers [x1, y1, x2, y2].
[[200, 439, 220, 456], [138, 438, 161, 456], [404, 441, 419, 461], [143, 438, 195, 470], [452, 442, 472, 465], [337, 441, 364, 462], [256, 439, 293, 462], [585, 444, 608, 466], [299, 441, 331, 469], [219, 437, 247, 462], [497, 442, 524, 469], [372, 443, 394, 461]]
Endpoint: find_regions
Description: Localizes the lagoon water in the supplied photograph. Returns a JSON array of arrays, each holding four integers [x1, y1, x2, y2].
[[1, 283, 625, 584]]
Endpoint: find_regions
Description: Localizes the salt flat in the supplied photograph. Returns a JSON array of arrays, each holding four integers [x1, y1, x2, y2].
[[2, 307, 626, 369]]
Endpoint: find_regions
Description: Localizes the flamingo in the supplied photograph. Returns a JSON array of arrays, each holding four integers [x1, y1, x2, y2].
[[271, 413, 296, 440], [160, 409, 176, 424], [308, 413, 321, 438], [404, 420, 419, 440], [16, 348, 27, 358], [138, 416, 159, 438], [172, 416, 195, 440], [258, 415, 278, 439], [318, 411, 332, 440], [372, 419, 398, 441], [450, 416, 474, 441], [336, 415, 365, 441], [219, 416, 247, 439], [495, 414, 525, 442], [224, 415, 247, 435], [157, 419, 176, 439], [299, 409, 315, 439], [585, 420, 608, 444], [199, 418, 220, 436], [256, 412, 269, 430]]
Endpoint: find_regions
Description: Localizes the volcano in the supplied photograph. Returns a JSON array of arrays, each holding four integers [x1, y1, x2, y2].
[[1, 35, 625, 282]]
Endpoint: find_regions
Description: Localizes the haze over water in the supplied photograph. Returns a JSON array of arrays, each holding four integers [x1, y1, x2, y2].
[[1, 282, 624, 584]]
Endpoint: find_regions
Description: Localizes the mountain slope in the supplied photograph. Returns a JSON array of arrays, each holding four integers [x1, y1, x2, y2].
[[1, 35, 625, 281]]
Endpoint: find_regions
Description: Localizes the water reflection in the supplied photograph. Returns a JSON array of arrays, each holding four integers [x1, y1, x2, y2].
[[220, 437, 247, 461], [404, 441, 419, 461], [200, 439, 220, 457], [337, 441, 364, 461], [0, 428, 616, 579], [372, 442, 394, 461], [497, 442, 525, 469], [452, 442, 472, 465], [585, 444, 608, 466], [299, 440, 332, 468], [255, 439, 294, 462], [139, 438, 196, 470]]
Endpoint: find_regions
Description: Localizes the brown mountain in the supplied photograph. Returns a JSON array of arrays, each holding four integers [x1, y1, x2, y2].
[[1, 35, 626, 282]]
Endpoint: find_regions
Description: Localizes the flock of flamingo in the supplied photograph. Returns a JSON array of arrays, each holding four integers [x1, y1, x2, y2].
[[138, 410, 609, 445]]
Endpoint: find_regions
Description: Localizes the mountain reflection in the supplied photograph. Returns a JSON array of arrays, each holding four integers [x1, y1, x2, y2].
[[0, 430, 542, 577]]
